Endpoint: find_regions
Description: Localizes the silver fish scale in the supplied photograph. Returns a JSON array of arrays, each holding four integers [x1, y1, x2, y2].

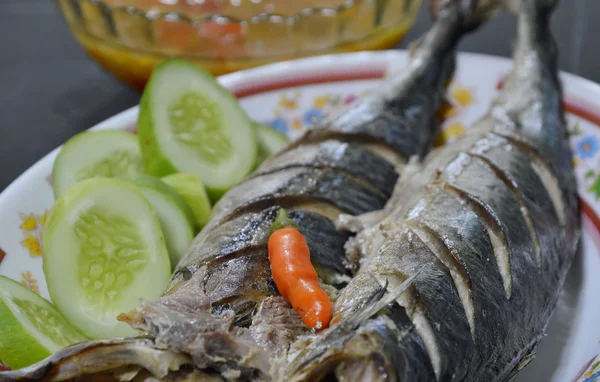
[[316, 90, 442, 160], [253, 140, 399, 198], [472, 134, 564, 275], [207, 166, 388, 229], [320, 131, 572, 381], [373, 229, 474, 381], [445, 152, 539, 270], [412, 187, 508, 337]]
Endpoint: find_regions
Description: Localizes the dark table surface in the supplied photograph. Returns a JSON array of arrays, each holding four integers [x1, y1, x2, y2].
[[0, 0, 597, 191]]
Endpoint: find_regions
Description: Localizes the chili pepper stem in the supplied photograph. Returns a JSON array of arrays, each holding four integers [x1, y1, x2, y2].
[[269, 208, 298, 236]]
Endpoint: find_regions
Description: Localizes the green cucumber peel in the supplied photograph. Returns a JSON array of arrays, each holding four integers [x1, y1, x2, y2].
[[52, 130, 142, 199], [43, 178, 171, 340], [119, 173, 196, 266], [0, 276, 88, 369], [137, 59, 257, 204]]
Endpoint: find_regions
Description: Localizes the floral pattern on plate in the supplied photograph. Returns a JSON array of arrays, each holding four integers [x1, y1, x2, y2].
[[574, 355, 600, 382], [20, 271, 40, 294], [267, 82, 479, 147], [267, 90, 371, 137], [18, 212, 47, 258]]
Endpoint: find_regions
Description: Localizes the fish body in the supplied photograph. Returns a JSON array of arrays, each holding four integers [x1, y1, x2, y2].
[[286, 0, 580, 381], [0, 1, 529, 381], [168, 0, 491, 329]]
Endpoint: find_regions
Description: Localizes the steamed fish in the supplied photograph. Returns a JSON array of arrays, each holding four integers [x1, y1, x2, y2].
[[0, 0, 544, 381], [284, 0, 580, 380]]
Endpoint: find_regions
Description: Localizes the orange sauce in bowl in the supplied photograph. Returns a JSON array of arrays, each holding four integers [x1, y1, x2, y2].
[[58, 0, 421, 91]]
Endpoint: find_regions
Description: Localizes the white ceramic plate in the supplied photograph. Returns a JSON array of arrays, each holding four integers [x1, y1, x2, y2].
[[1, 51, 599, 381]]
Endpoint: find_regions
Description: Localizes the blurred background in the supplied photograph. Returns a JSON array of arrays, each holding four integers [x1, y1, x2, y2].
[[0, 0, 597, 191]]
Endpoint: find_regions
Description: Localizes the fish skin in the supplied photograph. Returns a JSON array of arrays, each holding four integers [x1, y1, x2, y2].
[[330, 229, 474, 380], [169, 207, 351, 327], [287, 292, 438, 382], [0, 0, 503, 380], [181, 0, 495, 328], [289, 44, 455, 162], [253, 140, 399, 199], [468, 133, 562, 273], [169, 0, 476, 334], [285, 0, 580, 381], [207, 166, 389, 228]]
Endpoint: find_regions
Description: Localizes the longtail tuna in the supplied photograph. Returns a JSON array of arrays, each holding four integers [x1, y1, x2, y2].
[[284, 0, 580, 380], [0, 0, 531, 381]]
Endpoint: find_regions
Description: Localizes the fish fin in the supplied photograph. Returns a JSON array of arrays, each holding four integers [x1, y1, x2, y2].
[[503, 339, 541, 380], [408, 36, 425, 58], [335, 209, 388, 233], [503, 0, 557, 14], [431, 0, 506, 32], [504, 0, 521, 12], [351, 267, 426, 324]]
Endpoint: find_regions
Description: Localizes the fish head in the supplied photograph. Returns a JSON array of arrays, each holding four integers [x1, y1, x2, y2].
[[284, 266, 426, 382], [284, 317, 402, 382]]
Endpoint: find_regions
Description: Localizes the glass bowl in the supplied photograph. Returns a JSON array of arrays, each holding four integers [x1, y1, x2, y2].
[[57, 0, 422, 91]]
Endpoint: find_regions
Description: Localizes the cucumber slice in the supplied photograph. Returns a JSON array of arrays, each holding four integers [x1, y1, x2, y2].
[[254, 122, 289, 166], [43, 178, 171, 339], [161, 173, 212, 230], [138, 59, 256, 203], [120, 174, 196, 266], [52, 130, 142, 198], [0, 275, 88, 369]]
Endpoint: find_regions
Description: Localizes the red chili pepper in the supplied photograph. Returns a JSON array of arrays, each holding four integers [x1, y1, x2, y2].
[[267, 209, 333, 330]]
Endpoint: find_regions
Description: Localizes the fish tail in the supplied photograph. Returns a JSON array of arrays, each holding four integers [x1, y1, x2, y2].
[[493, 0, 569, 172], [509, 0, 559, 31], [494, 0, 580, 297], [490, 0, 565, 155], [403, 0, 506, 88], [430, 0, 507, 36], [503, 0, 558, 14], [386, 0, 506, 159]]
